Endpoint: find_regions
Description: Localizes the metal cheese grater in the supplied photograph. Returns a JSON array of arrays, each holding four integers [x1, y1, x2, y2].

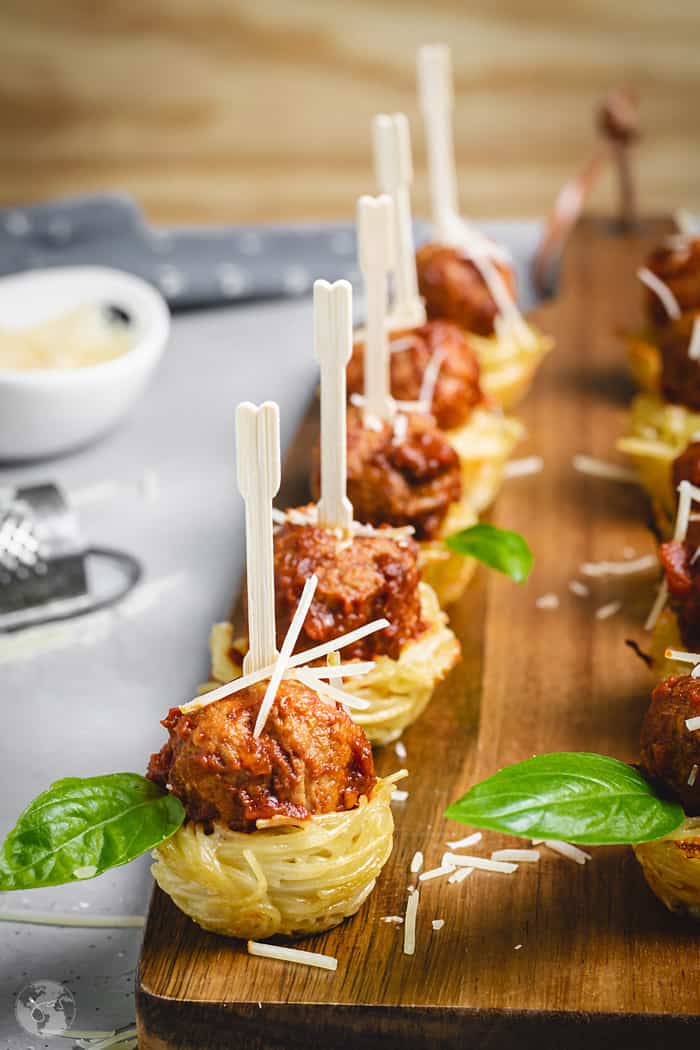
[[0, 483, 142, 631]]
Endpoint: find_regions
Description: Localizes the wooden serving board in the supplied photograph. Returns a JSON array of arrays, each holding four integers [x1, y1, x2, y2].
[[137, 217, 700, 1049]]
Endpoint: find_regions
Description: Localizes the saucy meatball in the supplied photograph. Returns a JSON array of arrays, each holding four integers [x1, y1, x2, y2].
[[274, 516, 424, 661], [415, 243, 517, 337], [147, 678, 376, 831], [312, 405, 462, 542], [659, 310, 700, 410], [644, 236, 700, 329], [659, 539, 700, 650], [640, 675, 700, 814], [347, 320, 484, 431]]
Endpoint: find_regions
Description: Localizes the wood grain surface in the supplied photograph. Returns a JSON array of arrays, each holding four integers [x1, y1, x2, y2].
[[137, 216, 700, 1049], [1, 2, 699, 224]]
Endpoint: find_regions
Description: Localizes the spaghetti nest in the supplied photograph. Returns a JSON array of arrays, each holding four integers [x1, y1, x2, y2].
[[468, 324, 554, 412], [208, 582, 460, 747], [419, 497, 479, 608], [618, 394, 700, 537], [150, 775, 397, 939], [445, 406, 524, 515], [634, 817, 700, 920]]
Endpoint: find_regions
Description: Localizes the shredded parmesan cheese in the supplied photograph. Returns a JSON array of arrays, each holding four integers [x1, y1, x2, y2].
[[535, 840, 591, 864], [381, 915, 404, 924], [581, 555, 657, 577], [491, 849, 540, 863], [664, 648, 700, 665], [442, 852, 518, 874], [568, 580, 590, 598], [645, 580, 669, 631], [685, 716, 700, 732], [418, 864, 456, 883], [447, 832, 482, 850], [688, 764, 699, 787], [637, 267, 681, 320], [395, 740, 407, 760], [403, 889, 420, 955], [595, 600, 622, 621], [391, 789, 409, 803], [535, 593, 559, 610], [448, 867, 474, 884], [572, 455, 639, 484], [689, 317, 700, 362], [247, 940, 338, 971], [410, 851, 424, 874], [0, 910, 145, 928], [432, 918, 445, 931], [503, 456, 544, 480]]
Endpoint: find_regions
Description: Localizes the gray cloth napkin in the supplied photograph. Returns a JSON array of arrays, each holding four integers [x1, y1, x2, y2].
[[0, 192, 543, 312]]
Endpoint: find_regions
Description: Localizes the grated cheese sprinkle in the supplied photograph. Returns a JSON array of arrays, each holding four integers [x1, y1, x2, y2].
[[535, 840, 591, 864], [442, 852, 518, 874], [395, 740, 407, 761], [645, 580, 669, 631], [595, 600, 622, 621], [568, 580, 590, 597], [581, 554, 657, 577], [391, 789, 409, 803], [503, 456, 544, 480], [403, 889, 420, 956], [688, 764, 699, 787], [410, 851, 425, 874], [685, 716, 700, 732], [447, 832, 482, 850], [572, 455, 639, 484], [491, 849, 540, 863], [381, 915, 404, 924], [248, 941, 338, 971], [535, 593, 559, 610], [637, 267, 681, 320], [448, 867, 474, 884], [432, 919, 445, 931], [419, 864, 457, 883]]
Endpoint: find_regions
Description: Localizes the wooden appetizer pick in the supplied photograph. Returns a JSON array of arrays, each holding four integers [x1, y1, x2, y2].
[[314, 278, 354, 531], [357, 193, 395, 424], [373, 113, 426, 331], [416, 44, 532, 347], [236, 401, 281, 675]]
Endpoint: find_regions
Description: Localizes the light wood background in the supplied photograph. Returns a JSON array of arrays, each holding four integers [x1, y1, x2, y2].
[[1, 1, 699, 225]]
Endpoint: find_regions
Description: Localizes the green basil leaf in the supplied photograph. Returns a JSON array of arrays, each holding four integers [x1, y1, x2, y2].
[[0, 773, 185, 890], [445, 752, 685, 845], [444, 523, 533, 582]]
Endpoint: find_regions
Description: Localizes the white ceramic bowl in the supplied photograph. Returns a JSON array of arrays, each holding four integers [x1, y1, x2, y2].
[[0, 266, 171, 460]]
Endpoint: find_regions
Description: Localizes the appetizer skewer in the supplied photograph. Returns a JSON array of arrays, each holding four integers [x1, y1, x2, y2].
[[414, 44, 553, 410], [0, 402, 405, 944], [329, 193, 478, 607], [212, 285, 461, 745], [348, 113, 524, 516]]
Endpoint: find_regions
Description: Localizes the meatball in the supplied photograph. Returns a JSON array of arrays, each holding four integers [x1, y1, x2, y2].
[[347, 320, 484, 431], [312, 405, 462, 541], [147, 678, 376, 831], [659, 539, 700, 650], [274, 516, 424, 661], [659, 310, 700, 410], [644, 235, 700, 328], [415, 242, 517, 336], [640, 675, 700, 814]]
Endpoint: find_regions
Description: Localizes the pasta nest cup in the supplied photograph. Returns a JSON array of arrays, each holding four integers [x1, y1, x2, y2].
[[618, 394, 700, 537], [634, 817, 700, 920], [150, 776, 397, 940], [622, 331, 662, 394], [467, 324, 554, 411], [419, 498, 479, 609], [208, 582, 461, 747], [445, 406, 524, 515]]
